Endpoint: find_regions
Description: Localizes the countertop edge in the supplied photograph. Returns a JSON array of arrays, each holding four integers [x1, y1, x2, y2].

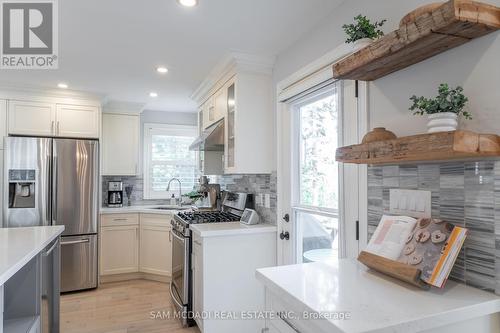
[[0, 226, 65, 286], [191, 223, 277, 238]]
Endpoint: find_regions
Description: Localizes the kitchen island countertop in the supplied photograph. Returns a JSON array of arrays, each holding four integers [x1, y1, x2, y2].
[[0, 226, 64, 285], [257, 259, 500, 333]]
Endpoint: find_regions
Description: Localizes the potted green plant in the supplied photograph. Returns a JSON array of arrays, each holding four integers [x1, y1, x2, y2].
[[409, 83, 470, 133], [342, 15, 387, 50]]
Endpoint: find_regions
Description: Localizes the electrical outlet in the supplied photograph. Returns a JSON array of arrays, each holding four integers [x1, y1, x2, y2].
[[390, 189, 431, 218], [264, 194, 271, 208], [257, 194, 264, 206]]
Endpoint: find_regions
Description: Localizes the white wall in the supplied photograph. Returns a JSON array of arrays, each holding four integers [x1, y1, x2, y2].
[[273, 0, 500, 137]]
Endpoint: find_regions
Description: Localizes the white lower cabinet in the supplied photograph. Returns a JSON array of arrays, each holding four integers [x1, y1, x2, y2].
[[192, 234, 204, 331], [139, 214, 172, 276], [263, 290, 325, 333], [191, 227, 276, 333], [100, 222, 139, 275], [99, 213, 173, 278]]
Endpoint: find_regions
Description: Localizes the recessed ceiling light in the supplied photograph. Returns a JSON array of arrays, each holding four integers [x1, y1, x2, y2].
[[149, 92, 158, 98], [156, 66, 168, 74], [177, 0, 198, 7], [57, 83, 68, 89]]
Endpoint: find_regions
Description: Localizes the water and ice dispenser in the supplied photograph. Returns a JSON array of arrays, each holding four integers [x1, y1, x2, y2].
[[8, 169, 36, 208]]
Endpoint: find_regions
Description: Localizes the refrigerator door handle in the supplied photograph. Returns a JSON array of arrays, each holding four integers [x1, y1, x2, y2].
[[52, 153, 58, 226], [61, 239, 90, 246], [46, 142, 52, 225]]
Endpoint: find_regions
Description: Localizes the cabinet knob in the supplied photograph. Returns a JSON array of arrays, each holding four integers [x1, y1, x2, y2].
[[282, 214, 290, 222]]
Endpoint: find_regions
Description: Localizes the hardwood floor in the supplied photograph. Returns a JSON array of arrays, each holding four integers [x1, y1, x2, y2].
[[61, 279, 200, 333]]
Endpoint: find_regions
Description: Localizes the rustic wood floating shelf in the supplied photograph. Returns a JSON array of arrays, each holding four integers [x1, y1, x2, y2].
[[332, 0, 500, 81], [336, 130, 500, 165]]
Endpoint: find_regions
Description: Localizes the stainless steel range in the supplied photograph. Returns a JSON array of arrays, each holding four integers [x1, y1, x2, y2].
[[169, 192, 254, 327]]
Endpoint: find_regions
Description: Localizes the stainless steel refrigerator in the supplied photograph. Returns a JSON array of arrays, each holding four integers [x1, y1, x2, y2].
[[3, 136, 99, 292]]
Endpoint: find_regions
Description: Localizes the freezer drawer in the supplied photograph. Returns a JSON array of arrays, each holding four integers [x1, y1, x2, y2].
[[60, 234, 97, 292]]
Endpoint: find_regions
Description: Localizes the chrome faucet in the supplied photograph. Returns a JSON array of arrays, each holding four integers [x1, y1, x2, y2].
[[166, 178, 182, 205]]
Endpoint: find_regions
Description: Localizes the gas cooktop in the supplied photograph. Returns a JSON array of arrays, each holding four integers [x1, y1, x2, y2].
[[176, 211, 240, 224]]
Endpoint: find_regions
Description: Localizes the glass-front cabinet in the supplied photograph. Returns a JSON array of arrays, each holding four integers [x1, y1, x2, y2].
[[225, 82, 235, 170], [193, 59, 274, 175]]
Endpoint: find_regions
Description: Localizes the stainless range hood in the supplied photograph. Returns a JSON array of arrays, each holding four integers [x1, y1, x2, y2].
[[189, 119, 224, 151]]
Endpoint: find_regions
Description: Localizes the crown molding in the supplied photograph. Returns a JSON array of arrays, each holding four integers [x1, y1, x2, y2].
[[103, 100, 146, 115], [0, 82, 105, 104], [191, 52, 275, 105]]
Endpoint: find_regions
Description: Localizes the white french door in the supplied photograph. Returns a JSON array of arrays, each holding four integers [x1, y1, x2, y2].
[[277, 80, 366, 265]]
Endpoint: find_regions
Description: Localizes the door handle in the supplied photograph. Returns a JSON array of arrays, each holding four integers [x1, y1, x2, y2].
[[61, 239, 90, 245], [279, 231, 290, 241], [282, 214, 290, 222], [57, 121, 60, 135], [277, 312, 301, 332], [43, 239, 59, 256]]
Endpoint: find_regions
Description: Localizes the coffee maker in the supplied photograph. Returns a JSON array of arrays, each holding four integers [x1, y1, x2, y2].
[[107, 181, 123, 207]]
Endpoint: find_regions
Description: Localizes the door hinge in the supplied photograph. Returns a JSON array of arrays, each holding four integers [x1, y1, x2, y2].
[[355, 80, 359, 98], [355, 220, 359, 241]]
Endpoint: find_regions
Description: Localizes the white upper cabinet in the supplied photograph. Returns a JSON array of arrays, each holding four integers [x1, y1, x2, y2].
[[8, 100, 100, 138], [56, 104, 99, 138], [8, 100, 56, 136], [225, 72, 274, 174], [193, 53, 275, 174], [0, 99, 7, 148], [102, 113, 139, 176], [213, 88, 227, 123]]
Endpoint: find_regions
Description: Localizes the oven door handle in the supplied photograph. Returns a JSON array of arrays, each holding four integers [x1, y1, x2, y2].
[[171, 229, 186, 243], [169, 282, 184, 310]]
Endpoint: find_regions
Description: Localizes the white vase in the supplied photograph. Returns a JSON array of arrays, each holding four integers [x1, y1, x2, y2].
[[351, 38, 373, 52], [426, 112, 458, 133]]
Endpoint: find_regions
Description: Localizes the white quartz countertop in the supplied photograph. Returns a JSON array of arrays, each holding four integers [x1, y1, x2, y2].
[[190, 222, 277, 237], [100, 205, 190, 215], [0, 226, 64, 285], [256, 260, 500, 333]]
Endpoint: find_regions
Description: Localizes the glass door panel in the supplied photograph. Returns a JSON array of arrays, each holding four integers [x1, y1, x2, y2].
[[226, 83, 235, 168], [292, 84, 341, 264]]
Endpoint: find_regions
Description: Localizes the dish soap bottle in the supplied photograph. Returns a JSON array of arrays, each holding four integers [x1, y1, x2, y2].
[[170, 194, 176, 206]]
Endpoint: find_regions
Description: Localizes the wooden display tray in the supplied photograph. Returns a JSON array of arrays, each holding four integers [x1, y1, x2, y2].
[[358, 251, 430, 289], [336, 130, 500, 165], [332, 0, 500, 81]]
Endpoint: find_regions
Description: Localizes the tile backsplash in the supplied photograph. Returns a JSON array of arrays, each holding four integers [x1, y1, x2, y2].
[[208, 172, 277, 225], [102, 172, 277, 225], [102, 176, 166, 206], [367, 161, 500, 294]]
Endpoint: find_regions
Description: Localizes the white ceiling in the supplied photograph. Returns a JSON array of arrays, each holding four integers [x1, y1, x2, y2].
[[0, 0, 344, 112]]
